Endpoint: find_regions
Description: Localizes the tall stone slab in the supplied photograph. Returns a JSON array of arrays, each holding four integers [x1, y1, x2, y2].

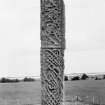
[[40, 0, 65, 105]]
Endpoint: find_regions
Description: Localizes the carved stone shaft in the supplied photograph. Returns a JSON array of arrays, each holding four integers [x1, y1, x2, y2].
[[40, 0, 65, 105]]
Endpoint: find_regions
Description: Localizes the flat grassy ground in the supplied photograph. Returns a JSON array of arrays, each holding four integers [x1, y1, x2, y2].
[[0, 81, 41, 105], [64, 80, 105, 104], [0, 80, 105, 105]]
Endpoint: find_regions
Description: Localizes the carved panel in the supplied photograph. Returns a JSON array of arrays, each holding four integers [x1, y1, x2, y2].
[[41, 0, 65, 49], [41, 0, 65, 105], [41, 48, 64, 105]]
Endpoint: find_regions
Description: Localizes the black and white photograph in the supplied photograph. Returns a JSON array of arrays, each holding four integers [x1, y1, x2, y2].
[[0, 0, 105, 105]]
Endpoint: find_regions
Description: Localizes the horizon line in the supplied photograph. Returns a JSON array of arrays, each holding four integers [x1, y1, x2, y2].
[[0, 72, 105, 78]]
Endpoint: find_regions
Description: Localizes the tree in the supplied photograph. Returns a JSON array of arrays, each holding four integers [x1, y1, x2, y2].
[[95, 76, 98, 80], [23, 77, 35, 82], [81, 73, 88, 80], [0, 78, 20, 83], [103, 75, 105, 79], [71, 76, 80, 81], [0, 77, 7, 83], [64, 76, 68, 81]]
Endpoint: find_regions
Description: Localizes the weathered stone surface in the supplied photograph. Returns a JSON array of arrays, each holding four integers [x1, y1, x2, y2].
[[41, 0, 65, 49], [40, 0, 65, 105]]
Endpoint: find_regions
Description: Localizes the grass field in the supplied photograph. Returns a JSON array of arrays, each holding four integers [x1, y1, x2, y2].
[[0, 80, 105, 105], [0, 81, 41, 105], [64, 80, 105, 104]]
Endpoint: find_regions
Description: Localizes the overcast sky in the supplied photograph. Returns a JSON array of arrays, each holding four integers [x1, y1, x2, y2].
[[0, 0, 105, 77]]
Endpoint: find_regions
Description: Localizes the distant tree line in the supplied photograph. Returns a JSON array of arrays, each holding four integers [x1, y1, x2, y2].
[[0, 77, 35, 83], [64, 73, 105, 81], [95, 75, 105, 80], [1, 74, 105, 83], [71, 73, 89, 81], [64, 73, 89, 81]]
